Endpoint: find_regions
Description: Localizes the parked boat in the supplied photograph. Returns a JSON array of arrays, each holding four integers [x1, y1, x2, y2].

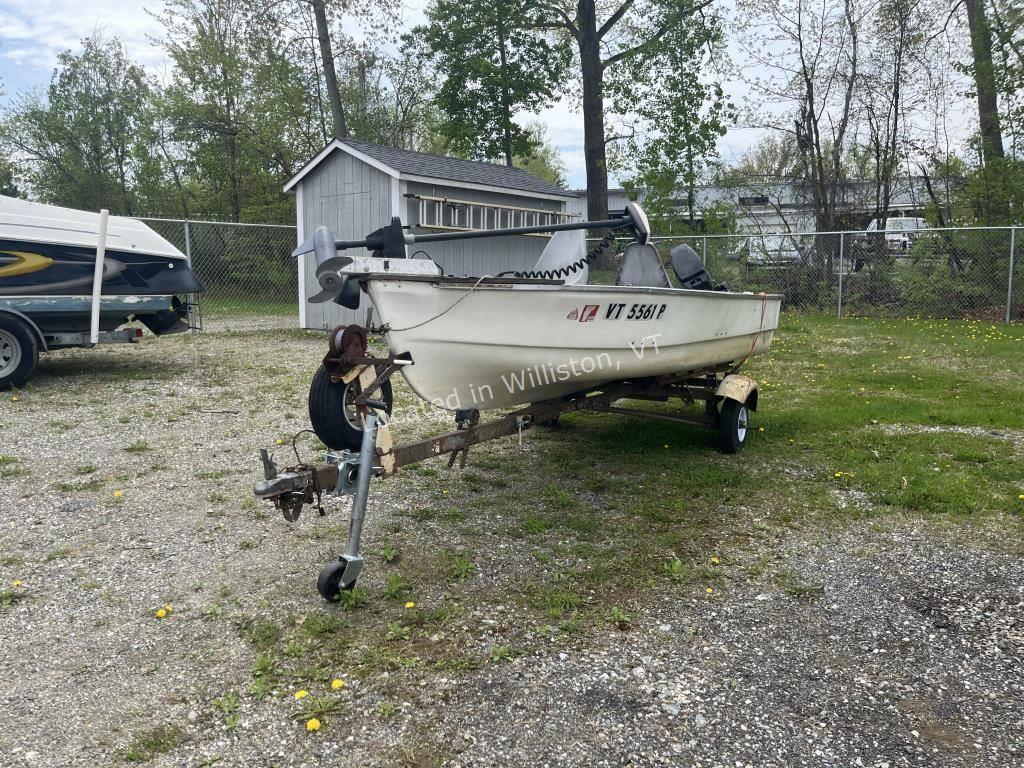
[[0, 196, 204, 388], [301, 202, 780, 412], [367, 276, 778, 409], [258, 203, 782, 600]]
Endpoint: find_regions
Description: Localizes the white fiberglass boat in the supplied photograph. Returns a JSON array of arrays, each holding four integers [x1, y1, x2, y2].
[[0, 196, 203, 388], [259, 203, 781, 599], [367, 276, 778, 409], [295, 201, 780, 430]]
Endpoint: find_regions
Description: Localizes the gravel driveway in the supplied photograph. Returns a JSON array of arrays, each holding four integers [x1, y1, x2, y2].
[[0, 330, 1020, 768]]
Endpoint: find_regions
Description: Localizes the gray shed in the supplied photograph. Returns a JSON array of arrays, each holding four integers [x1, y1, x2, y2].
[[284, 138, 577, 330]]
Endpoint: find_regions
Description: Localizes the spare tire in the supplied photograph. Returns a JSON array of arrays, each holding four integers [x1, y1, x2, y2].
[[308, 364, 393, 451]]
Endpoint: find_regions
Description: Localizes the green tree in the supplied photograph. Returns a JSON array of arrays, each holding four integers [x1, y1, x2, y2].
[[334, 35, 446, 151], [614, 6, 734, 232], [0, 157, 19, 197], [157, 0, 316, 222], [1, 36, 158, 213], [535, 0, 720, 220], [513, 124, 568, 187], [421, 0, 569, 165]]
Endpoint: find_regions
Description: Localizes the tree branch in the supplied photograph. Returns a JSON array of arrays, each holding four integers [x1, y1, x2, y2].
[[601, 0, 715, 69], [535, 3, 579, 37], [598, 0, 634, 39]]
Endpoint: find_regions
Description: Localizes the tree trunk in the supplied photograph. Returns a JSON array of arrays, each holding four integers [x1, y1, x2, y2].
[[496, 7, 514, 166], [313, 0, 348, 140], [578, 0, 608, 220], [964, 0, 1005, 162]]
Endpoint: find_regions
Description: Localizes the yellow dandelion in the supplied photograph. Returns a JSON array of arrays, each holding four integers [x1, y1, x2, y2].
[[404, 601, 416, 609], [294, 689, 308, 699], [275, 439, 285, 445], [306, 718, 321, 732], [155, 608, 167, 619], [11, 396, 19, 401], [331, 678, 345, 690], [705, 587, 714, 594], [758, 427, 765, 432], [12, 579, 23, 588], [710, 557, 720, 565], [834, 471, 843, 478], [114, 490, 124, 498], [1019, 494, 1024, 500]]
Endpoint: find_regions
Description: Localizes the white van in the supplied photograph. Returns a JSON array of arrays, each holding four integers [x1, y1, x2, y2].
[[865, 217, 928, 251]]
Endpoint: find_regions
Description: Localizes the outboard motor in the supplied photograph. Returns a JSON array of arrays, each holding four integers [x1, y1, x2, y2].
[[670, 244, 719, 291]]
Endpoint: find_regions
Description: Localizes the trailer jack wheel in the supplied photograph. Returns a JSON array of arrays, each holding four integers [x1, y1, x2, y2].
[[317, 556, 362, 601], [717, 399, 748, 454]]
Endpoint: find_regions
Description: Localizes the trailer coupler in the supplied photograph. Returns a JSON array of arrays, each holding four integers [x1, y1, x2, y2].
[[254, 413, 383, 600]]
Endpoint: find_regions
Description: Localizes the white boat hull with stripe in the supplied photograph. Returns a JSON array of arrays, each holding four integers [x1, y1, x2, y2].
[[367, 277, 781, 410]]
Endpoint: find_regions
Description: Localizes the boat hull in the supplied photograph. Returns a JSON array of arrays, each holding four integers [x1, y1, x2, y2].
[[366, 278, 781, 410], [0, 196, 204, 336]]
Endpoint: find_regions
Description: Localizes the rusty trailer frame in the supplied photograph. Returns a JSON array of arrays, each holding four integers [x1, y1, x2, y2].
[[253, 349, 759, 602]]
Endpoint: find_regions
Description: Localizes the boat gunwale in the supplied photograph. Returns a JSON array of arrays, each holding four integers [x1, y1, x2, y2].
[[362, 273, 784, 301]]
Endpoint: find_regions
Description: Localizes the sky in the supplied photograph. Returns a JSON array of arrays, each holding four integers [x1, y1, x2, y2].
[[0, 0, 948, 191]]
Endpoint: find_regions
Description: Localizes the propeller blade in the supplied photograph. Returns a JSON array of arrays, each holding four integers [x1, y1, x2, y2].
[[314, 255, 353, 277], [291, 226, 341, 267], [309, 287, 339, 304]]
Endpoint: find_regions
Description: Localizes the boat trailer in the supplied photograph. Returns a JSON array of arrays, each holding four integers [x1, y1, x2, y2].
[[253, 326, 760, 602]]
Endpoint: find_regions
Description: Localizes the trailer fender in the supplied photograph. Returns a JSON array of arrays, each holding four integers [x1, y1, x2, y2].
[[0, 307, 47, 352], [716, 374, 758, 411]]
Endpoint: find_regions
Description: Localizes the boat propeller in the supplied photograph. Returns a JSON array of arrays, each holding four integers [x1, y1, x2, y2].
[[310, 256, 357, 305]]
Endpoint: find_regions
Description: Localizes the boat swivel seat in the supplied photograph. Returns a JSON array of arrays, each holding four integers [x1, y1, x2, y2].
[[530, 230, 588, 284], [615, 242, 671, 287]]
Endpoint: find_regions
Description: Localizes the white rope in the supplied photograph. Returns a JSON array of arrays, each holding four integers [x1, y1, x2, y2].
[[384, 275, 493, 332]]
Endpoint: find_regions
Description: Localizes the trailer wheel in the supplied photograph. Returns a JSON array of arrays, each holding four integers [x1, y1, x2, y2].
[[317, 559, 355, 602], [0, 315, 39, 391], [308, 364, 393, 451], [717, 399, 749, 454]]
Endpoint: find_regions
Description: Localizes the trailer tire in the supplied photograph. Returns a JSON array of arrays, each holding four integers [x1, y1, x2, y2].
[[308, 364, 393, 451], [0, 315, 39, 391], [717, 398, 749, 454]]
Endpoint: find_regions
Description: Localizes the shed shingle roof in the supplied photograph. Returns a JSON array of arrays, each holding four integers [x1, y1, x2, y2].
[[284, 138, 574, 198]]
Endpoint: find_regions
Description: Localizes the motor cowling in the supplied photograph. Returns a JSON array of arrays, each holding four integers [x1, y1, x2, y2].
[[669, 244, 716, 291]]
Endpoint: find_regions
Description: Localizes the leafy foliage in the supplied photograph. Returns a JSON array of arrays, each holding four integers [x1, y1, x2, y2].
[[420, 0, 569, 165], [1, 36, 160, 214]]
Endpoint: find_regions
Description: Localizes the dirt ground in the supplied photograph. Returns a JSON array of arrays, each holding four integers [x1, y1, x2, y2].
[[0, 327, 1021, 768]]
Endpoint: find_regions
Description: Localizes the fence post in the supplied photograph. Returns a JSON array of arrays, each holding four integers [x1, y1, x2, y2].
[[837, 232, 844, 319], [183, 220, 192, 265], [183, 220, 199, 331], [1007, 226, 1017, 325], [701, 233, 707, 266]]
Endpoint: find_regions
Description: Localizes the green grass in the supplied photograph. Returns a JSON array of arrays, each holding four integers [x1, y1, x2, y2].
[[122, 724, 182, 762], [200, 297, 296, 318], [229, 314, 1024, 725]]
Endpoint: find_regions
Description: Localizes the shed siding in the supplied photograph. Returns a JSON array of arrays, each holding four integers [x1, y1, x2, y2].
[[296, 156, 568, 330], [299, 150, 393, 329]]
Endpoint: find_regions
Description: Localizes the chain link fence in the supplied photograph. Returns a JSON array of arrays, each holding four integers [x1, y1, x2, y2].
[[589, 227, 1022, 323], [138, 217, 1021, 331], [140, 218, 298, 331]]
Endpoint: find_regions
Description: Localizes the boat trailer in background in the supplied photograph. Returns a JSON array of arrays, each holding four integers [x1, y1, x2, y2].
[[254, 324, 760, 602]]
